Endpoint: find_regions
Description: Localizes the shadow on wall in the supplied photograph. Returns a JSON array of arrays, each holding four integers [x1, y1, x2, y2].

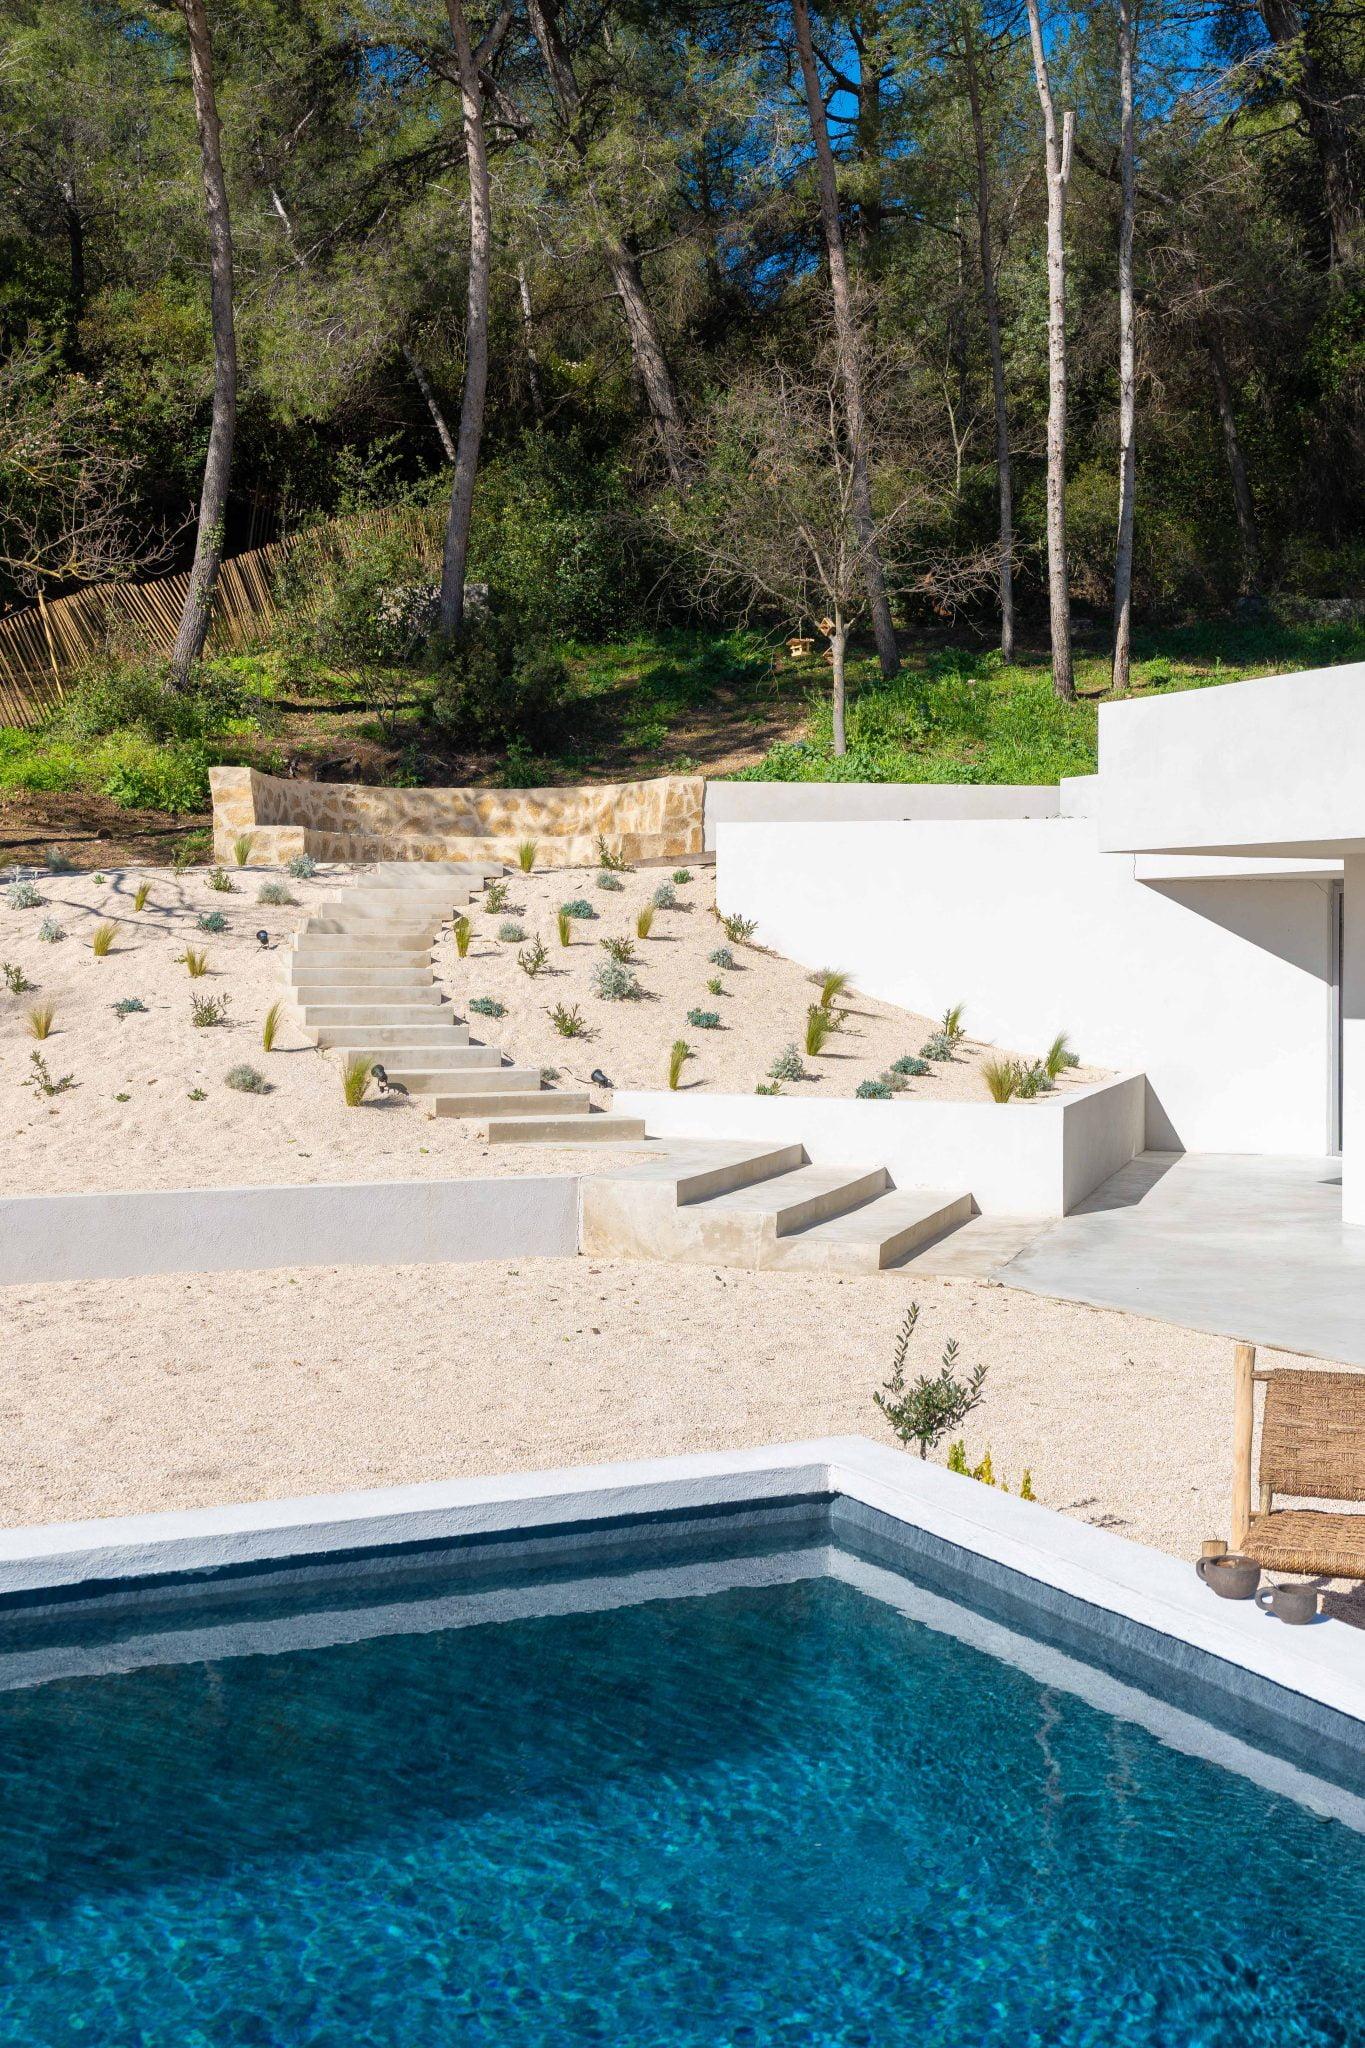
[[1140, 875, 1337, 1151]]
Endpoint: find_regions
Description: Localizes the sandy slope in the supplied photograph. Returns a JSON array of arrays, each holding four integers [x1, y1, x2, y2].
[[0, 1257, 1301, 1562], [0, 859, 1104, 1196]]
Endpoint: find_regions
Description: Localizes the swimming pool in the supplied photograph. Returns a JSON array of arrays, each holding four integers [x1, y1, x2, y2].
[[0, 1484, 1362, 2048]]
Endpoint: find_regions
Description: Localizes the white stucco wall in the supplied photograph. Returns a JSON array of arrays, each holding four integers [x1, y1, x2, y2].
[[717, 817, 1337, 1154], [703, 781, 1059, 848], [614, 1076, 1145, 1215], [1098, 661, 1365, 858]]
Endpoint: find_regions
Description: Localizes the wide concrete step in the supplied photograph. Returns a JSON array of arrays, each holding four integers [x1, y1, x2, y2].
[[295, 983, 445, 1005], [381, 1062, 541, 1094], [486, 1114, 648, 1144], [368, 861, 504, 881], [433, 1089, 585, 1118], [303, 920, 437, 948], [313, 903, 447, 927], [293, 940, 434, 960], [289, 964, 434, 989], [696, 1163, 890, 1239], [312, 1022, 474, 1049], [327, 1045, 501, 1071], [579, 1141, 808, 1259], [768, 1188, 974, 1272], [299, 1002, 452, 1027]]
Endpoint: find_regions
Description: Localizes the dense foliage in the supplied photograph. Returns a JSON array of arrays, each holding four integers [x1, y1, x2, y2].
[[0, 0, 1360, 639]]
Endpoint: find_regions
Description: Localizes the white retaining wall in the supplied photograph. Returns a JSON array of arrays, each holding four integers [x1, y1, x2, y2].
[[0, 1175, 579, 1285], [716, 816, 1337, 1155], [614, 1074, 1146, 1215], [702, 781, 1059, 849]]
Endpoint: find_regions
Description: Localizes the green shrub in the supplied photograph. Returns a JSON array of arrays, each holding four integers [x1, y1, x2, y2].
[[517, 840, 538, 873], [233, 832, 255, 867], [226, 1063, 269, 1094], [133, 881, 150, 912], [173, 831, 209, 871], [179, 947, 209, 977], [484, 879, 510, 913], [720, 911, 757, 944], [548, 1001, 590, 1037], [1045, 1031, 1079, 1077], [341, 1052, 372, 1106], [1015, 1059, 1054, 1098], [428, 609, 570, 745], [113, 996, 146, 1016], [473, 428, 641, 635], [856, 1077, 893, 1098], [6, 882, 43, 910], [57, 654, 257, 745], [768, 1043, 807, 1082], [687, 1008, 721, 1029], [3, 962, 34, 993], [197, 910, 228, 933], [468, 995, 505, 1018], [672, 869, 692, 884], [307, 532, 436, 667], [101, 737, 212, 814], [556, 907, 572, 947], [262, 1000, 284, 1051], [287, 853, 318, 880], [668, 1038, 694, 1089], [707, 975, 724, 996], [594, 959, 643, 1001], [651, 882, 677, 910], [90, 922, 117, 957], [498, 921, 527, 942], [37, 917, 64, 942], [920, 1031, 954, 1062], [595, 871, 624, 891], [257, 882, 296, 907], [595, 835, 632, 872], [561, 898, 595, 919], [815, 968, 850, 1008], [518, 935, 550, 976], [600, 935, 636, 964], [709, 946, 736, 972], [890, 1054, 931, 1077], [206, 866, 235, 892], [190, 991, 230, 1027], [26, 1001, 55, 1039]]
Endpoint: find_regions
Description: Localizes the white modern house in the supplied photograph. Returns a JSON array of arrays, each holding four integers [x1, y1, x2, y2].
[[681, 661, 1365, 1223]]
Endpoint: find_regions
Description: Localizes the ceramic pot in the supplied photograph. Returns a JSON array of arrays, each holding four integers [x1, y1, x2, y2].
[[1256, 1582, 1320, 1625], [1196, 1553, 1261, 1600]]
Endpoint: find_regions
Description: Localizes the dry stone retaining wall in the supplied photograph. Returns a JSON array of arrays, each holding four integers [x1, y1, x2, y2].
[[210, 765, 706, 867]]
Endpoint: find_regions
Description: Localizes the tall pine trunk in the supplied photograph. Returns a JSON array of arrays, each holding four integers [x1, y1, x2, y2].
[[1025, 0, 1075, 702], [526, 0, 686, 487], [438, 0, 492, 638], [1202, 321, 1260, 596], [792, 0, 899, 680], [170, 0, 236, 685], [516, 261, 547, 417], [962, 11, 1014, 663], [1111, 0, 1138, 693]]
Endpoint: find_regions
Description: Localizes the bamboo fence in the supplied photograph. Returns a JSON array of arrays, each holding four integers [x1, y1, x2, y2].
[[0, 503, 443, 729]]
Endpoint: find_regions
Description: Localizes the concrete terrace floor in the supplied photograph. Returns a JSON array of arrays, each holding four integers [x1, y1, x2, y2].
[[988, 1152, 1365, 1365]]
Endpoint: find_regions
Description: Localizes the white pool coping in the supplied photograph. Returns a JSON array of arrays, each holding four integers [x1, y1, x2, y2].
[[1, 1437, 1360, 1732]]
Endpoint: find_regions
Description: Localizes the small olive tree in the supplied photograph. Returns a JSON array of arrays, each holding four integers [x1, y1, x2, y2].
[[874, 1302, 988, 1459], [666, 335, 986, 755]]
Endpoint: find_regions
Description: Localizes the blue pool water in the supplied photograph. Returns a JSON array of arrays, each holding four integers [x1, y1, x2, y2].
[[0, 1559, 1363, 2047]]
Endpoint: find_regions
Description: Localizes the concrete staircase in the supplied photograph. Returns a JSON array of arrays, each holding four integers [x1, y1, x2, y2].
[[581, 1140, 972, 1273], [288, 862, 646, 1142]]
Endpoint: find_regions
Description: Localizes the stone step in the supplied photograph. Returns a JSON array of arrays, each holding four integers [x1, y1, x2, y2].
[[293, 939, 434, 960], [768, 1188, 974, 1273], [311, 1022, 475, 1049], [298, 1002, 453, 1027], [324, 1044, 501, 1070], [578, 1141, 808, 1259], [294, 983, 445, 1005], [289, 963, 435, 988], [698, 1163, 890, 1238], [380, 1062, 542, 1094], [369, 861, 504, 882], [432, 1089, 585, 1118], [486, 1114, 648, 1144], [302, 920, 437, 948]]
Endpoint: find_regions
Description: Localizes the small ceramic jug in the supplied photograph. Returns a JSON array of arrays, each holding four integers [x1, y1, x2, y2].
[[1196, 1553, 1261, 1600], [1256, 1582, 1320, 1625]]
